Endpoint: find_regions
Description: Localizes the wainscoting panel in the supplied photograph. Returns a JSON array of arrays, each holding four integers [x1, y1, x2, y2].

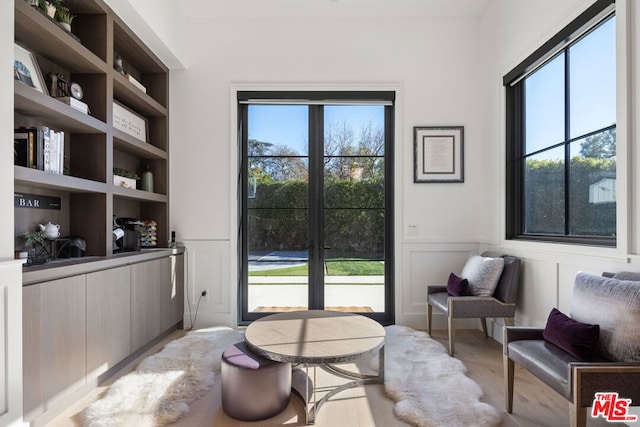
[[515, 258, 557, 327], [181, 240, 231, 327]]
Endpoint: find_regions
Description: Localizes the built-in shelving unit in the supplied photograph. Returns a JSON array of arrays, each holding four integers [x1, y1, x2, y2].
[[14, 0, 170, 266]]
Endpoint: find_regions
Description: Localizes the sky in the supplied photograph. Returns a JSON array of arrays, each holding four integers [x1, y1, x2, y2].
[[525, 15, 615, 158], [248, 104, 385, 155]]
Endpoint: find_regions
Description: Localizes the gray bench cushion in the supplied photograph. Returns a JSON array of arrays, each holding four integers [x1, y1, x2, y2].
[[508, 340, 577, 399], [571, 272, 640, 363]]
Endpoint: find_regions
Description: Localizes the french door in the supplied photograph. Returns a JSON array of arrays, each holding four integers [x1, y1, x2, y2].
[[238, 91, 394, 325]]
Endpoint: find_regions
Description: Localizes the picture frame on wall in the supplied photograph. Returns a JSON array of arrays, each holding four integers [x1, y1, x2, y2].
[[413, 126, 464, 183], [14, 43, 48, 95]]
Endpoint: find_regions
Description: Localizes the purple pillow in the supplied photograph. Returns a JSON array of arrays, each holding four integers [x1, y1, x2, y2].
[[447, 273, 468, 296], [542, 308, 600, 361]]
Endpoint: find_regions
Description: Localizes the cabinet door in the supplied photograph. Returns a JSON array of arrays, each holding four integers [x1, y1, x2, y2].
[[23, 276, 86, 421], [86, 266, 131, 382], [130, 258, 163, 352], [161, 254, 184, 330]]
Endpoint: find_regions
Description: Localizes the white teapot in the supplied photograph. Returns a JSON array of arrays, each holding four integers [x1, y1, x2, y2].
[[39, 222, 60, 240]]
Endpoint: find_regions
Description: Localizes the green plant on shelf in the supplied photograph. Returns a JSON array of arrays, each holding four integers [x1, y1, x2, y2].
[[113, 167, 140, 180], [55, 6, 75, 26], [22, 230, 47, 248]]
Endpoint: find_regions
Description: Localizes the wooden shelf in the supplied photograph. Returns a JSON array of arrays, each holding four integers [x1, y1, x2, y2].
[[112, 186, 168, 202], [112, 71, 167, 117], [15, 81, 108, 133], [15, 166, 107, 193], [113, 129, 167, 159], [14, 0, 107, 74]]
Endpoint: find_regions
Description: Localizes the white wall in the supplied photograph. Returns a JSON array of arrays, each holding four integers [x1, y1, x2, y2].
[[169, 9, 491, 327]]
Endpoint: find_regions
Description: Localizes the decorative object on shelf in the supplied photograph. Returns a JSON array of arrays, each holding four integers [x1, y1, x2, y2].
[[125, 73, 147, 93], [140, 165, 154, 192], [47, 73, 89, 114], [139, 220, 158, 247], [14, 192, 61, 209], [54, 5, 75, 32], [21, 230, 50, 264], [413, 126, 464, 183], [14, 43, 48, 95], [114, 52, 125, 75], [113, 101, 148, 142], [113, 167, 139, 189], [39, 222, 61, 240], [38, 0, 60, 18]]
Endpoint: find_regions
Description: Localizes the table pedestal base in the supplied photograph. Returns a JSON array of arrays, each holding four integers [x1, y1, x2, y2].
[[291, 346, 385, 424]]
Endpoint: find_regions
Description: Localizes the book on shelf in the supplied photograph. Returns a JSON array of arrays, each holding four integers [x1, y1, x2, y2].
[[124, 73, 147, 93], [56, 96, 89, 114], [15, 126, 65, 175]]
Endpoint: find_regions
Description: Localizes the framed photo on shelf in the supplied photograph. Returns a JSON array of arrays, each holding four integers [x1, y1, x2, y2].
[[413, 126, 464, 183], [14, 43, 48, 95]]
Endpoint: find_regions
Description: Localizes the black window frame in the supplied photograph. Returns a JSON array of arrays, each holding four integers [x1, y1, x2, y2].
[[236, 90, 396, 326], [504, 0, 616, 247]]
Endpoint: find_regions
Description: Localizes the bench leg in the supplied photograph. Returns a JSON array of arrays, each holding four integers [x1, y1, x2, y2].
[[504, 355, 514, 413], [427, 303, 433, 336], [480, 317, 488, 337], [448, 315, 455, 356], [570, 403, 587, 427]]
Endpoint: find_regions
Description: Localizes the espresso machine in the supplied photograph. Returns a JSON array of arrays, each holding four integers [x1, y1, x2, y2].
[[113, 216, 143, 252]]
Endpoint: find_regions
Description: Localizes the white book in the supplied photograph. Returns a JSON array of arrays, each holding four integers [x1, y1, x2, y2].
[[43, 126, 50, 173], [48, 131, 58, 174], [58, 131, 65, 175], [57, 97, 89, 114]]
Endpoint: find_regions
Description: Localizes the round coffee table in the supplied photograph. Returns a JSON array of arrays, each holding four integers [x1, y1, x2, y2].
[[244, 310, 385, 424]]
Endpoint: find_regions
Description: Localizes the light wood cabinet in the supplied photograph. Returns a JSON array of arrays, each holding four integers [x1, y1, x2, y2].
[[130, 258, 164, 352], [23, 252, 183, 426], [86, 265, 131, 382], [162, 253, 184, 330], [22, 275, 86, 422]]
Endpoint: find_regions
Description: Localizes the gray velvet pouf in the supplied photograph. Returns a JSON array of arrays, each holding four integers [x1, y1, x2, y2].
[[221, 341, 292, 421]]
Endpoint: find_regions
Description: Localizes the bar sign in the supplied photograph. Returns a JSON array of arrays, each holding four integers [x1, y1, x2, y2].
[[14, 193, 61, 210]]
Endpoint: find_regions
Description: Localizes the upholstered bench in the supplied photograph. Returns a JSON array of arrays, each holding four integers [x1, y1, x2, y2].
[[504, 272, 640, 427], [221, 341, 291, 421]]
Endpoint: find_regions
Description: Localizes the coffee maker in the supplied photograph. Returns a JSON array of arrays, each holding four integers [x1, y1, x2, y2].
[[113, 216, 143, 252]]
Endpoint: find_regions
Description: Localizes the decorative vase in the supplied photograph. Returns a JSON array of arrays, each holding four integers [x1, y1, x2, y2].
[[60, 22, 71, 32], [141, 165, 154, 192]]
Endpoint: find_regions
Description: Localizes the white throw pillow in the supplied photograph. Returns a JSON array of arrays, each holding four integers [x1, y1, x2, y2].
[[460, 255, 504, 296]]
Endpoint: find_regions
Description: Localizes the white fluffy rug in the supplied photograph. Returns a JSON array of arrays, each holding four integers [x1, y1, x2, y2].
[[374, 325, 501, 427], [83, 324, 499, 427], [82, 326, 242, 427]]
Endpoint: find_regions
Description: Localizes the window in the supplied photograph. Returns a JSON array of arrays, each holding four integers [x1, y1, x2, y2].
[[504, 0, 616, 246]]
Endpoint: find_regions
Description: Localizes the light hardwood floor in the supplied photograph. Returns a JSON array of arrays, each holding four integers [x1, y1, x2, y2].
[[46, 328, 624, 427]]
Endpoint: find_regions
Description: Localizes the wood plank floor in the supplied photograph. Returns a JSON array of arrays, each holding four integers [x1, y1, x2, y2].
[[46, 328, 623, 427]]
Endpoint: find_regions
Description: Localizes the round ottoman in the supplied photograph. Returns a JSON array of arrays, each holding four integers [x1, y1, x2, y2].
[[221, 341, 291, 421]]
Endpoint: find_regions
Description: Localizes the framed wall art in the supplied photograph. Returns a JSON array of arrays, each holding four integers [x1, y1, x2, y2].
[[413, 126, 464, 183], [14, 43, 48, 95]]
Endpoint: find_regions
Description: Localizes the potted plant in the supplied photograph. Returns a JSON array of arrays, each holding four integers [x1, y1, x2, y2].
[[55, 6, 75, 31], [22, 230, 48, 264], [113, 167, 139, 189]]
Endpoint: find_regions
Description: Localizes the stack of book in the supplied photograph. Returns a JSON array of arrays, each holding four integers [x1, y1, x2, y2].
[[14, 126, 65, 174]]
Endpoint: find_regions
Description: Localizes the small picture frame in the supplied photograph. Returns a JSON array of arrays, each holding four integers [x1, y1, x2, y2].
[[413, 126, 464, 183], [14, 43, 48, 95]]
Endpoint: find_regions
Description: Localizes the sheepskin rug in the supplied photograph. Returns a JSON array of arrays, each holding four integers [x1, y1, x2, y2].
[[82, 326, 242, 427], [83, 324, 499, 427], [373, 325, 501, 427]]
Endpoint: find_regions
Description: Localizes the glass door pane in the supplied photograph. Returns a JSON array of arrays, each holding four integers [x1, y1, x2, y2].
[[323, 105, 386, 312], [247, 105, 310, 313]]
